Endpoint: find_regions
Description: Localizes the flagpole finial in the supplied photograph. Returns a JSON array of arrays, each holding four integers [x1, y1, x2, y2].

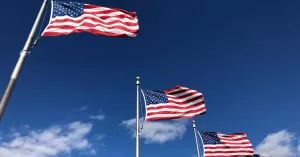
[[136, 77, 140, 85], [192, 120, 196, 128]]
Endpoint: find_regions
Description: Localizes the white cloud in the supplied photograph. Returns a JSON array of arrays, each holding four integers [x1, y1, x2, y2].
[[298, 141, 300, 156], [89, 115, 105, 121], [255, 130, 300, 157], [94, 134, 106, 140], [0, 121, 97, 157], [120, 118, 188, 144], [80, 106, 88, 111]]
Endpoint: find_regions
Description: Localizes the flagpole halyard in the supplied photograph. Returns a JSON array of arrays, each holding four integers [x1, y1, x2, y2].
[[136, 76, 140, 157], [0, 0, 49, 121], [193, 120, 201, 157]]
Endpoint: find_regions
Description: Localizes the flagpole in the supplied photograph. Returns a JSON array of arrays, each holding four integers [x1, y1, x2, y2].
[[193, 120, 201, 157], [136, 76, 140, 157], [0, 0, 49, 121]]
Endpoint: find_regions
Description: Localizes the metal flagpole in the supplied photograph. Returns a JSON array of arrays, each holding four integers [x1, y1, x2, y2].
[[136, 76, 140, 157], [0, 0, 49, 121], [193, 120, 201, 157]]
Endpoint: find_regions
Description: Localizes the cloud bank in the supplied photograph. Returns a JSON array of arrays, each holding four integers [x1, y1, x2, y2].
[[0, 121, 96, 157], [255, 130, 300, 157], [120, 118, 188, 144]]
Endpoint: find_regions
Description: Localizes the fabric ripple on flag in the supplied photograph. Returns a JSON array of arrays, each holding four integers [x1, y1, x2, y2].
[[141, 85, 206, 121], [199, 132, 254, 157], [42, 1, 139, 37]]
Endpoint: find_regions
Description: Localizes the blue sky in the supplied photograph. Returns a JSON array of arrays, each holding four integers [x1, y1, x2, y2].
[[0, 0, 300, 157]]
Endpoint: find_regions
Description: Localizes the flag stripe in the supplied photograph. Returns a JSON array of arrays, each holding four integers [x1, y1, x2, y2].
[[46, 22, 138, 33], [146, 105, 206, 116], [146, 99, 205, 109], [49, 15, 138, 26], [146, 108, 206, 121]]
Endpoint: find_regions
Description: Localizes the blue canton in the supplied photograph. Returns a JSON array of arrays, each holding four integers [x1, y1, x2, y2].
[[52, 1, 84, 18], [142, 90, 169, 105], [200, 132, 221, 144]]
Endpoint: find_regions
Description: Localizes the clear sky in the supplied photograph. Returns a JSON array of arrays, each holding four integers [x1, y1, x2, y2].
[[0, 0, 299, 157]]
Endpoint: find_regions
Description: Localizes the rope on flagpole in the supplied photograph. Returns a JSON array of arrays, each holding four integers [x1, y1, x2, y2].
[[197, 129, 205, 157], [30, 0, 50, 51], [139, 89, 145, 132]]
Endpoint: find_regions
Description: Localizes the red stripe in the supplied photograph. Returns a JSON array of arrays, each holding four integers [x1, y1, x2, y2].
[[146, 101, 205, 111], [84, 4, 137, 17], [205, 150, 254, 153], [164, 85, 184, 93], [219, 133, 246, 137], [219, 136, 247, 141], [46, 23, 138, 34], [168, 91, 201, 100], [83, 12, 136, 20], [166, 88, 192, 95], [168, 95, 204, 104], [50, 16, 138, 27], [42, 28, 136, 37], [221, 142, 252, 145], [205, 146, 253, 149], [145, 112, 206, 121], [146, 106, 206, 116]]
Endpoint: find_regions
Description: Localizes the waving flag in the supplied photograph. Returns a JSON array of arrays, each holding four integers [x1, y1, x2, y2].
[[141, 86, 206, 121], [199, 132, 254, 157], [42, 1, 139, 37]]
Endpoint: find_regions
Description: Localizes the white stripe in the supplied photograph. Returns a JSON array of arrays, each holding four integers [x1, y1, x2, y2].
[[84, 8, 134, 19], [204, 152, 254, 156], [146, 104, 205, 113], [219, 139, 251, 143], [168, 89, 200, 97], [218, 133, 247, 139], [145, 109, 205, 119], [167, 93, 203, 103], [51, 14, 138, 24], [43, 26, 137, 37], [146, 98, 204, 108], [84, 7, 111, 12], [95, 12, 133, 18], [204, 148, 254, 152], [49, 19, 139, 30], [219, 135, 247, 140], [165, 86, 189, 94], [204, 144, 253, 147]]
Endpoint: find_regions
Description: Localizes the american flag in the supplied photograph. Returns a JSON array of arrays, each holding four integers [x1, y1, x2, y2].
[[42, 1, 139, 37], [141, 86, 206, 121], [199, 132, 254, 157]]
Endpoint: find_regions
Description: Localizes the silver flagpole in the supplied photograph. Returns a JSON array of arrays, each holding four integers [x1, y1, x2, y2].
[[0, 0, 49, 121], [136, 77, 140, 157], [193, 120, 201, 157]]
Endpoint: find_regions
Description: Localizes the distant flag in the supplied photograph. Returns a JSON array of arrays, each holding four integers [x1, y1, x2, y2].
[[141, 85, 206, 121], [42, 1, 139, 37], [199, 131, 254, 157]]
